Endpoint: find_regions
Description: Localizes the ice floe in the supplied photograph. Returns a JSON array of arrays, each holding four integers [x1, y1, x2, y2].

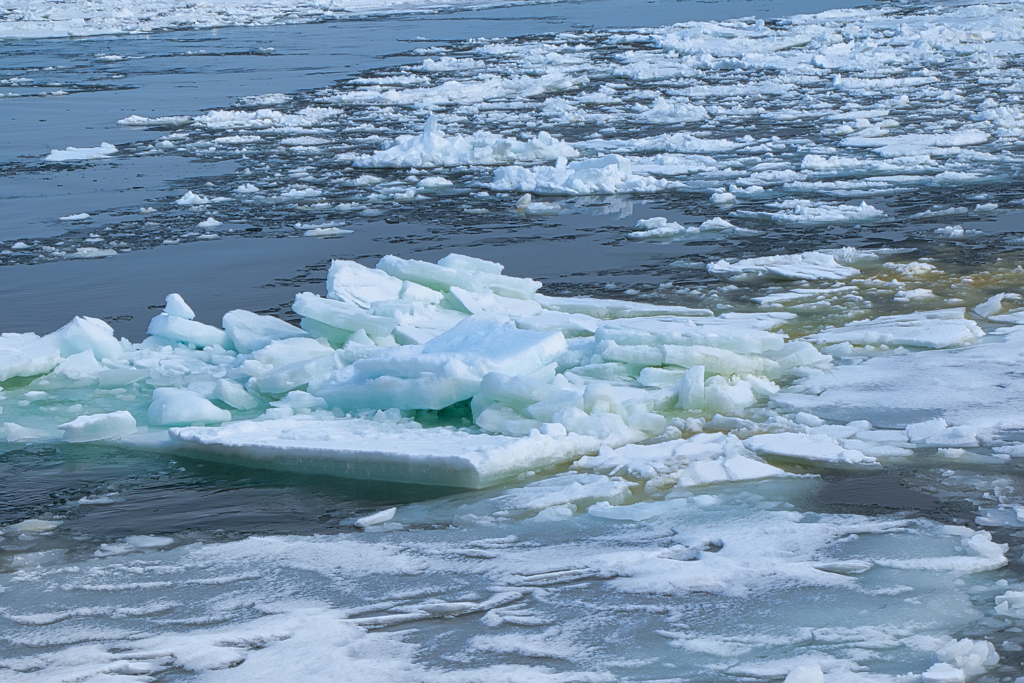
[[0, 253, 846, 487], [44, 141, 117, 162]]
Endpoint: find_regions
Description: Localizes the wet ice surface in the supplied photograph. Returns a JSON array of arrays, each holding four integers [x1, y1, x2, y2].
[[7, 1, 1024, 682]]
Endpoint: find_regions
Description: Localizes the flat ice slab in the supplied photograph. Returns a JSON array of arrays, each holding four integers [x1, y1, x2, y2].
[[806, 309, 983, 350], [155, 416, 602, 489], [774, 328, 1024, 436]]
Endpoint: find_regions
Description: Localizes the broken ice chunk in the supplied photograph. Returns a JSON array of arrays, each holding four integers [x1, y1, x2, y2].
[[213, 378, 260, 411], [163, 293, 195, 320], [905, 418, 978, 447], [326, 260, 404, 308], [676, 366, 705, 410], [148, 313, 233, 350], [153, 416, 602, 488], [708, 251, 859, 280], [972, 292, 1019, 319], [377, 254, 540, 300], [47, 316, 126, 361], [0, 333, 61, 381], [355, 507, 396, 527], [222, 309, 308, 354], [744, 432, 878, 467], [293, 292, 397, 338], [596, 315, 786, 355], [489, 154, 671, 195], [59, 411, 137, 442], [45, 142, 117, 162], [807, 309, 983, 350], [148, 388, 232, 426], [535, 294, 711, 319], [310, 318, 567, 411], [3, 423, 53, 443]]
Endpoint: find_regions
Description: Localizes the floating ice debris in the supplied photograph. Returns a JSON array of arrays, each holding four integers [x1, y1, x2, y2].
[[490, 155, 673, 195], [744, 433, 878, 468], [148, 388, 232, 427], [64, 247, 117, 259], [349, 115, 578, 168], [45, 142, 116, 162], [5, 519, 61, 534], [577, 432, 787, 488], [354, 507, 396, 527], [807, 309, 984, 350], [174, 191, 210, 206], [783, 664, 824, 683], [774, 325, 1024, 438], [58, 212, 90, 221], [842, 130, 990, 157], [973, 293, 1021, 319], [753, 200, 885, 224], [197, 217, 222, 228], [126, 535, 173, 548], [140, 416, 603, 488], [3, 422, 52, 442], [238, 93, 290, 106], [708, 250, 864, 281], [59, 410, 137, 442], [193, 106, 340, 131], [117, 115, 192, 126], [629, 216, 754, 240], [303, 226, 352, 236], [2, 251, 1022, 488]]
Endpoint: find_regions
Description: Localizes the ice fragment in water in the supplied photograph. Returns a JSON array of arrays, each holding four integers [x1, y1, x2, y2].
[[153, 416, 602, 488], [163, 293, 195, 320], [744, 433, 878, 467], [807, 309, 983, 350], [59, 411, 137, 442], [45, 142, 117, 161], [490, 154, 672, 195], [222, 309, 308, 353], [355, 507, 396, 527], [708, 251, 860, 281]]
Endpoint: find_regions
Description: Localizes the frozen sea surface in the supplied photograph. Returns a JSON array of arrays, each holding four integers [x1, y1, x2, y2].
[[6, 1, 1024, 682]]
